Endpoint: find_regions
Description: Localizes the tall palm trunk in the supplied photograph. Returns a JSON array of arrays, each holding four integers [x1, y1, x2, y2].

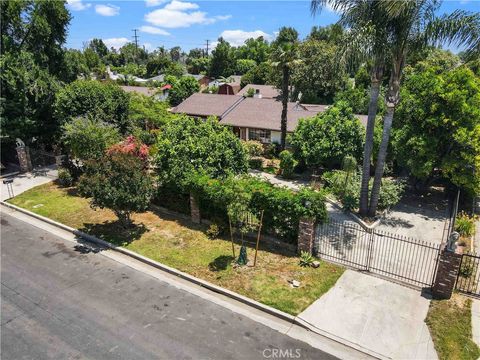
[[368, 59, 402, 217], [280, 66, 289, 150], [359, 62, 384, 216]]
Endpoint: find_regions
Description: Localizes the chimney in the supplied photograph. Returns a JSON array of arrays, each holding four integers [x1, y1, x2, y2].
[[253, 88, 262, 99]]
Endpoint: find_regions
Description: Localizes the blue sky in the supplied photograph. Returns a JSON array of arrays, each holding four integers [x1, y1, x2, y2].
[[66, 0, 479, 52]]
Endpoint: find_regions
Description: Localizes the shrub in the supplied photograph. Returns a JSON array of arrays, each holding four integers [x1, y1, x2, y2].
[[323, 170, 404, 212], [154, 116, 248, 189], [243, 140, 264, 157], [62, 117, 121, 162], [299, 251, 314, 267], [57, 168, 74, 187], [189, 174, 327, 243], [78, 149, 153, 228], [455, 212, 476, 237], [279, 150, 297, 178], [206, 224, 221, 239], [249, 157, 263, 170]]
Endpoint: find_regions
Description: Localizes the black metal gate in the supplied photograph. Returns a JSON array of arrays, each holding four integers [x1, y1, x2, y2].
[[315, 220, 441, 288], [455, 253, 480, 297]]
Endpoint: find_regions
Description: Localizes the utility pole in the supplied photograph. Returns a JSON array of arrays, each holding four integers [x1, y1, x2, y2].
[[132, 29, 139, 63], [204, 39, 209, 56]]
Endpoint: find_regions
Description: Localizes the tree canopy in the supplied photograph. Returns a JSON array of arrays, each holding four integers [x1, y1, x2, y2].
[[290, 102, 365, 169]]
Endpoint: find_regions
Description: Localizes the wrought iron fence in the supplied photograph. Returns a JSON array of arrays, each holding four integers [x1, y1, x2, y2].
[[456, 253, 480, 297], [315, 220, 441, 288]]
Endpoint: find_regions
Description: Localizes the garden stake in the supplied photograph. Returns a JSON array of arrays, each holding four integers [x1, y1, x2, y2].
[[229, 218, 235, 258], [254, 210, 264, 267]]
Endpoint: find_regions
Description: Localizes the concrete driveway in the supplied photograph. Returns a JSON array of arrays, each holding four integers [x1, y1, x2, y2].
[[298, 270, 437, 359], [1, 165, 57, 201]]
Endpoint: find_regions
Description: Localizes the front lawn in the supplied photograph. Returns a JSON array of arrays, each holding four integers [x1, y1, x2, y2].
[[8, 182, 343, 315], [425, 294, 480, 360]]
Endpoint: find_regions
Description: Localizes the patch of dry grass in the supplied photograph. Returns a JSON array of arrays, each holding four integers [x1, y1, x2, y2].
[[9, 182, 344, 315]]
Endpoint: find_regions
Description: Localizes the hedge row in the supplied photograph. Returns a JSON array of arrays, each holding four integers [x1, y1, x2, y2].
[[156, 174, 327, 244]]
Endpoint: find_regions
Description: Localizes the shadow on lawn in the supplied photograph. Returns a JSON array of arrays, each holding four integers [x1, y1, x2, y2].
[[208, 255, 235, 272], [79, 220, 148, 246]]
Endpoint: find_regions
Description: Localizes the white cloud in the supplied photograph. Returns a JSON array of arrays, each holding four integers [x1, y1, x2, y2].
[[95, 4, 120, 16], [139, 25, 171, 35], [164, 1, 198, 11], [145, 0, 167, 7], [103, 37, 129, 50], [219, 30, 273, 46], [145, 1, 230, 29], [67, 0, 91, 11]]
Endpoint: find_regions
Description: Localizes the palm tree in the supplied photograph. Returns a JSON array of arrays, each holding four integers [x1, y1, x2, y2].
[[311, 0, 389, 216], [367, 0, 480, 217], [271, 27, 300, 150]]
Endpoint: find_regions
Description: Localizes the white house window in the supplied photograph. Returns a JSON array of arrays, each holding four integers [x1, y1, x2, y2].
[[248, 129, 271, 143]]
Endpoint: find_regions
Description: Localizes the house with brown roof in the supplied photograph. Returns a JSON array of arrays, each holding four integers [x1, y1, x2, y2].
[[236, 84, 281, 99], [172, 92, 368, 144]]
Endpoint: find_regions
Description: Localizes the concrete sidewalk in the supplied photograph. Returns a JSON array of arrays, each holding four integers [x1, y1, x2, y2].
[[298, 270, 437, 359], [1, 165, 58, 201], [472, 299, 480, 349]]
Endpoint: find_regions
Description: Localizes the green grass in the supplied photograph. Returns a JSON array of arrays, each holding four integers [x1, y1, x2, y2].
[[9, 182, 344, 315], [425, 294, 480, 360]]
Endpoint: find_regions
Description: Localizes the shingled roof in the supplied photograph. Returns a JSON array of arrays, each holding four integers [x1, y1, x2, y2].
[[221, 98, 322, 132], [171, 93, 243, 117], [236, 84, 281, 99]]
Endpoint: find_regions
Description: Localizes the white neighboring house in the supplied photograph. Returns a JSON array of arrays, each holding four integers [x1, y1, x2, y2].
[[106, 66, 148, 84]]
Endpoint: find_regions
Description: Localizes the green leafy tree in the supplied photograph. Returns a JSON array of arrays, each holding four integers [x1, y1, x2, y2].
[[0, 51, 61, 143], [291, 39, 348, 104], [89, 38, 108, 59], [79, 148, 153, 228], [62, 117, 121, 162], [187, 57, 211, 74], [146, 55, 171, 77], [164, 62, 184, 77], [83, 47, 101, 70], [393, 65, 480, 194], [308, 24, 345, 43], [279, 150, 298, 178], [271, 27, 300, 150], [169, 46, 182, 62], [235, 36, 271, 64], [154, 117, 248, 188], [209, 38, 236, 78], [235, 59, 257, 75], [60, 49, 89, 82], [167, 75, 200, 106], [290, 102, 365, 169], [240, 62, 272, 87], [54, 80, 131, 133], [128, 93, 173, 130]]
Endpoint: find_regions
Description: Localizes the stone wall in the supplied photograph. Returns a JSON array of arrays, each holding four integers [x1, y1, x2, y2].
[[16, 146, 32, 173], [189, 193, 201, 224]]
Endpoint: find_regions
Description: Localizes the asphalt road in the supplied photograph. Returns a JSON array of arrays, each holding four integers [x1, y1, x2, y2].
[[1, 213, 337, 360]]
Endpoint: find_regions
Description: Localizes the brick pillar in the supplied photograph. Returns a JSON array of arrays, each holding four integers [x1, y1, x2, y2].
[[16, 146, 33, 173], [297, 218, 315, 254], [190, 192, 201, 224], [432, 249, 462, 299]]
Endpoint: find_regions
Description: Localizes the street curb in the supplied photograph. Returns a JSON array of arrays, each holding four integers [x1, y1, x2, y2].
[[1, 201, 380, 359], [1, 201, 296, 323]]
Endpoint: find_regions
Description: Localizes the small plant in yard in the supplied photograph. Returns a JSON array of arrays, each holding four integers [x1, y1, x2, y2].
[[299, 251, 314, 267], [57, 168, 74, 187], [206, 224, 220, 239], [248, 157, 263, 170], [279, 150, 297, 179], [455, 212, 476, 237], [243, 140, 264, 158]]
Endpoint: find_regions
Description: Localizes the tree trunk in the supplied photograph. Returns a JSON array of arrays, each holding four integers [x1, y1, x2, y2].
[[115, 210, 132, 228], [359, 63, 384, 217], [280, 66, 289, 151], [368, 60, 403, 217]]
